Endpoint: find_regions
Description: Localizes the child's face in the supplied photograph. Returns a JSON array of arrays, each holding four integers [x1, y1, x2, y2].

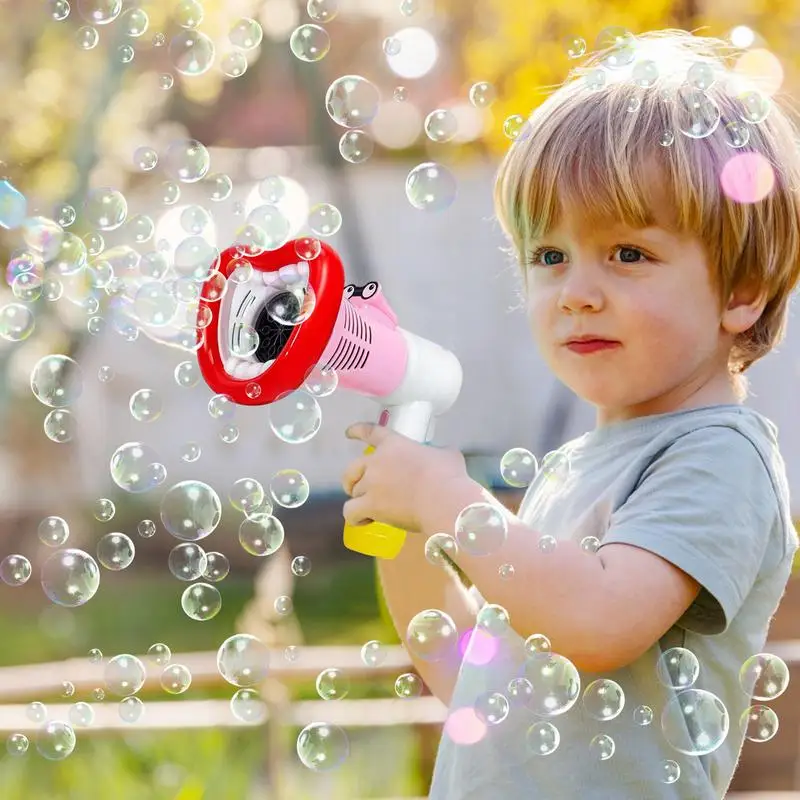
[[525, 201, 737, 424]]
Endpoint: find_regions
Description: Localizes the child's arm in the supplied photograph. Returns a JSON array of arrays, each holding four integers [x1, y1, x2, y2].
[[377, 535, 479, 707], [417, 477, 701, 674]]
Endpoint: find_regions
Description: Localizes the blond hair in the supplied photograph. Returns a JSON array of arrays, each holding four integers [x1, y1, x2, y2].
[[494, 28, 800, 400]]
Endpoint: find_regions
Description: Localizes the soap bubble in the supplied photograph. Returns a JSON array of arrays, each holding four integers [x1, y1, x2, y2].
[[308, 203, 342, 237], [339, 130, 374, 164], [208, 393, 236, 420], [6, 732, 29, 756], [229, 17, 262, 49], [360, 640, 387, 667], [524, 633, 551, 658], [290, 25, 330, 62], [239, 514, 284, 556], [110, 442, 167, 494], [0, 303, 34, 341], [167, 542, 208, 581], [181, 582, 222, 620], [523, 654, 581, 717], [169, 30, 215, 76], [121, 7, 148, 36], [30, 355, 83, 408], [315, 667, 349, 700], [49, 0, 71, 22], [217, 633, 269, 687], [405, 162, 457, 212], [180, 442, 201, 462], [661, 689, 729, 755], [160, 480, 222, 541], [406, 609, 459, 662], [129, 388, 164, 422], [303, 366, 338, 397], [307, 0, 339, 22], [97, 532, 135, 570], [41, 549, 100, 607], [228, 478, 265, 514], [736, 89, 770, 124], [563, 36, 587, 59], [0, 555, 31, 586], [454, 502, 508, 556], [147, 643, 171, 666], [77, 0, 120, 24], [35, 721, 76, 761], [326, 75, 380, 128], [740, 704, 779, 742], [268, 391, 322, 444], [138, 519, 156, 538], [503, 115, 526, 139], [396, 673, 423, 697], [424, 109, 458, 143], [589, 733, 615, 761], [661, 759, 681, 784], [68, 702, 93, 727], [739, 653, 789, 700], [230, 688, 267, 723], [399, 0, 419, 15], [161, 664, 192, 694], [265, 285, 317, 326], [119, 696, 144, 723], [134, 283, 177, 327], [84, 187, 127, 231], [175, 0, 203, 27], [296, 722, 350, 772], [12, 272, 43, 302], [656, 647, 700, 689], [203, 551, 230, 582], [163, 139, 210, 183], [424, 532, 458, 566], [270, 469, 310, 508], [676, 86, 721, 139], [526, 721, 560, 756], [476, 603, 510, 636], [383, 36, 401, 56], [583, 679, 625, 721], [38, 516, 70, 547], [175, 360, 200, 388], [475, 692, 509, 725], [133, 146, 158, 171], [104, 654, 146, 696], [500, 448, 537, 488]]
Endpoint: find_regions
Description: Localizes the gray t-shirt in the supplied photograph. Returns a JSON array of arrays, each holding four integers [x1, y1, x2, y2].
[[429, 404, 797, 799]]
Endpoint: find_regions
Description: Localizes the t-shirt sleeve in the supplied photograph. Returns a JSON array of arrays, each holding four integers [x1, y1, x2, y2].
[[597, 425, 779, 636]]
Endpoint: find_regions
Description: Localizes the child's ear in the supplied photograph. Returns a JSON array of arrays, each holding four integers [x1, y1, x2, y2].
[[722, 283, 768, 334]]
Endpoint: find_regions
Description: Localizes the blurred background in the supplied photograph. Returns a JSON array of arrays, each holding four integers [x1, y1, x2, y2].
[[1, 0, 800, 798]]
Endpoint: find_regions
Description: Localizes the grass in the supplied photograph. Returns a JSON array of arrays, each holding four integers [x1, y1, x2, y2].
[[0, 558, 424, 799]]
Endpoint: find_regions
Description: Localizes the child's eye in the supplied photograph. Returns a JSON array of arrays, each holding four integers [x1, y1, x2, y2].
[[525, 245, 649, 268]]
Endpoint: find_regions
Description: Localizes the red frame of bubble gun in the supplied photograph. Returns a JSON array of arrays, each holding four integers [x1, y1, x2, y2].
[[196, 239, 345, 405]]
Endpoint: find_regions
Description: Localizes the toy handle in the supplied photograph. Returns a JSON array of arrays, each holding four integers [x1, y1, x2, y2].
[[342, 445, 408, 559]]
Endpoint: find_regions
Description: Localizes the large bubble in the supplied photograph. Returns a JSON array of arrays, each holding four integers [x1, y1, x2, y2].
[[110, 442, 167, 494], [296, 722, 350, 772], [41, 549, 100, 607], [661, 689, 729, 756], [217, 634, 270, 687], [160, 480, 222, 541], [30, 355, 83, 408], [325, 75, 380, 128]]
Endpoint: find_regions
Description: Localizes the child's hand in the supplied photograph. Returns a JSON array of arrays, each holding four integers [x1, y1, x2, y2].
[[342, 422, 470, 532]]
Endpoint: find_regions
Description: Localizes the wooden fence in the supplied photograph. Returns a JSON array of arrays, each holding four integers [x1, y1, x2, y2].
[[1, 642, 800, 799]]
